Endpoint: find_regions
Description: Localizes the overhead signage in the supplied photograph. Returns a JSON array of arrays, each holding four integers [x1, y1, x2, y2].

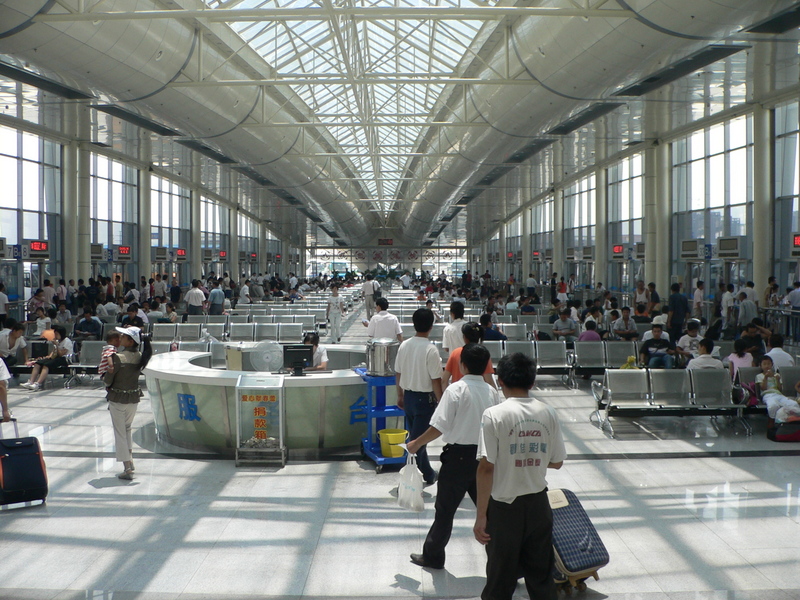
[[219, 250, 227, 259], [378, 238, 393, 246], [23, 240, 50, 260], [175, 248, 188, 262], [114, 245, 133, 262], [612, 244, 625, 260], [90, 243, 105, 262]]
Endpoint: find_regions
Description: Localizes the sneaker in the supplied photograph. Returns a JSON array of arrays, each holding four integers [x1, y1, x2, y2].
[[19, 382, 32, 390], [117, 469, 133, 481], [29, 383, 41, 391]]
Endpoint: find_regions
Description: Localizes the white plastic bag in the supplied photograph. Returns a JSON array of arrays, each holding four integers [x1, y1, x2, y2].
[[397, 453, 424, 512]]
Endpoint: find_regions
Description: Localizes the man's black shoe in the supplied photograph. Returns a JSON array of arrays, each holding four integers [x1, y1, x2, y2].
[[410, 553, 443, 569]]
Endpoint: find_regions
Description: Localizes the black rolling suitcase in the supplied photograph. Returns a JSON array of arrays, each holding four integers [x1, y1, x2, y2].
[[0, 418, 48, 506], [548, 488, 609, 594]]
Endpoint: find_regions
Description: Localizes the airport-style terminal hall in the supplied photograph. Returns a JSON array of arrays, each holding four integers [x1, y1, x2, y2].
[[3, 0, 800, 598]]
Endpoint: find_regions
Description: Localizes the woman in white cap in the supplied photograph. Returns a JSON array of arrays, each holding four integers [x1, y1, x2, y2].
[[103, 326, 151, 480]]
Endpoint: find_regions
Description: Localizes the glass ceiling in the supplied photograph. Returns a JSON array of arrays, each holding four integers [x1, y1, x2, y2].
[[203, 0, 489, 217]]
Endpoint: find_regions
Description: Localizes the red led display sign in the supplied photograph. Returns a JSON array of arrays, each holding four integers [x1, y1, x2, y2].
[[117, 245, 131, 255]]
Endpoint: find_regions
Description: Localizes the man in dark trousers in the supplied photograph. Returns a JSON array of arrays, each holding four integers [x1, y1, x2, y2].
[[394, 308, 443, 485], [406, 344, 500, 569], [474, 353, 566, 600], [666, 282, 689, 343]]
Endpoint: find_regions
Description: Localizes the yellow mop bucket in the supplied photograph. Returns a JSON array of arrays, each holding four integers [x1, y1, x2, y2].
[[378, 429, 408, 458]]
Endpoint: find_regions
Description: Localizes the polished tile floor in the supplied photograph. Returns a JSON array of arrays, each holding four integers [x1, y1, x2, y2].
[[2, 308, 800, 600]]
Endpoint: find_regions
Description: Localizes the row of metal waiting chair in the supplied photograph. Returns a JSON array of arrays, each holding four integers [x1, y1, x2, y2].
[[151, 322, 309, 343], [590, 368, 744, 438], [185, 314, 322, 328]]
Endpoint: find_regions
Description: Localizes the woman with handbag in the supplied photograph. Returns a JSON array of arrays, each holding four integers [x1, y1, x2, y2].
[[104, 326, 152, 480]]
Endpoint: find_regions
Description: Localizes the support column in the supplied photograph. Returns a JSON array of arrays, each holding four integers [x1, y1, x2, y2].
[[752, 42, 774, 291], [644, 93, 671, 293], [522, 205, 532, 287], [76, 105, 92, 279], [137, 132, 152, 281], [499, 227, 507, 286], [190, 158, 202, 279], [258, 220, 268, 277], [480, 241, 487, 278], [62, 103, 79, 281], [229, 173, 240, 281], [595, 118, 608, 289], [552, 140, 564, 277]]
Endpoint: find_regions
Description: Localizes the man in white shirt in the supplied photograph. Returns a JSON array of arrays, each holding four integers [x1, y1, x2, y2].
[[0, 283, 9, 329], [153, 274, 168, 299], [693, 280, 704, 319], [364, 298, 402, 341], [184, 280, 207, 316], [406, 343, 500, 570], [474, 352, 566, 600], [686, 338, 725, 370], [720, 284, 735, 328], [766, 334, 795, 369], [326, 285, 347, 343], [526, 274, 537, 296], [442, 301, 466, 353], [289, 273, 298, 291], [362, 274, 379, 320], [400, 272, 411, 289], [239, 279, 252, 305], [394, 308, 443, 485], [0, 323, 28, 367]]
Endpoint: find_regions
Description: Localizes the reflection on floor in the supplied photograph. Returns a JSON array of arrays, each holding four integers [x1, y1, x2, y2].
[[2, 313, 800, 599]]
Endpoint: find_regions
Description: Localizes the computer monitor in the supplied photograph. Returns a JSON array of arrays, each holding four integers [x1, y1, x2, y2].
[[283, 344, 313, 376]]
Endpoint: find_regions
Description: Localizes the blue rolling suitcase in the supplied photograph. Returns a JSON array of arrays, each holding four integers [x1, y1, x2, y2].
[[0, 418, 48, 506], [548, 488, 608, 593]]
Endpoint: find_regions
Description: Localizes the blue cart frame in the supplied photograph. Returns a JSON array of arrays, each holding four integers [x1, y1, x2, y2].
[[355, 368, 407, 473]]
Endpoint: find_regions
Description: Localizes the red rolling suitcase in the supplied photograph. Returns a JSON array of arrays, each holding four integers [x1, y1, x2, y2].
[[0, 418, 48, 506], [548, 488, 609, 594]]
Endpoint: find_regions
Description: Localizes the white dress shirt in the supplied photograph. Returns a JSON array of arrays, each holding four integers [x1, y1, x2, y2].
[[429, 374, 500, 445], [443, 318, 466, 352]]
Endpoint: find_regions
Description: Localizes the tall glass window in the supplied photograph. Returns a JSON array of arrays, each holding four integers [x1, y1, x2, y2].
[[671, 116, 753, 249], [775, 101, 800, 284], [150, 176, 191, 249], [90, 154, 137, 248], [201, 196, 231, 254], [563, 174, 596, 250], [607, 154, 644, 248]]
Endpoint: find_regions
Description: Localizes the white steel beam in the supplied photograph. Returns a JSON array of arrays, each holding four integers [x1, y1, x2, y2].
[[35, 7, 635, 22], [169, 76, 538, 86]]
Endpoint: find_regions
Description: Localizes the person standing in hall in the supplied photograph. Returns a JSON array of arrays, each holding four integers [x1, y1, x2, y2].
[[184, 279, 206, 317], [666, 282, 689, 343], [394, 308, 443, 486], [207, 279, 225, 316], [326, 284, 346, 343], [362, 274, 380, 320], [473, 352, 566, 600], [407, 343, 500, 569], [104, 326, 152, 480], [442, 301, 466, 353]]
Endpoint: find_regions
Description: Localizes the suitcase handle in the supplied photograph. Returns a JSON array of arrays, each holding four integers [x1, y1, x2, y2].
[[0, 417, 19, 439]]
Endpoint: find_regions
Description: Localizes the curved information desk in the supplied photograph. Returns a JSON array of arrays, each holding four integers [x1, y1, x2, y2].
[[144, 345, 389, 460]]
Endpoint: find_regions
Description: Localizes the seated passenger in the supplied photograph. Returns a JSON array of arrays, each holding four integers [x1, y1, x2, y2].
[[480, 313, 507, 341], [21, 325, 73, 391], [725, 338, 754, 381], [757, 356, 797, 426], [676, 321, 701, 361], [120, 304, 145, 329], [686, 338, 724, 370], [632, 304, 652, 324], [552, 309, 578, 343], [0, 323, 28, 368], [577, 320, 602, 342], [303, 332, 328, 371], [74, 308, 103, 341], [55, 302, 72, 326], [639, 324, 675, 369], [28, 307, 51, 338], [612, 306, 638, 341], [765, 334, 794, 370]]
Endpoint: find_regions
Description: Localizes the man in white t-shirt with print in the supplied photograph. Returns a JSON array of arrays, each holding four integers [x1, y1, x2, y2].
[[474, 352, 566, 600]]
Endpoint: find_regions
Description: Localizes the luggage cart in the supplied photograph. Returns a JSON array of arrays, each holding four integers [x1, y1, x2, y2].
[[355, 367, 406, 473]]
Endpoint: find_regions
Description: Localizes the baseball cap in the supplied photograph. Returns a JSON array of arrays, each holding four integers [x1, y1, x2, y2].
[[115, 326, 141, 345]]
